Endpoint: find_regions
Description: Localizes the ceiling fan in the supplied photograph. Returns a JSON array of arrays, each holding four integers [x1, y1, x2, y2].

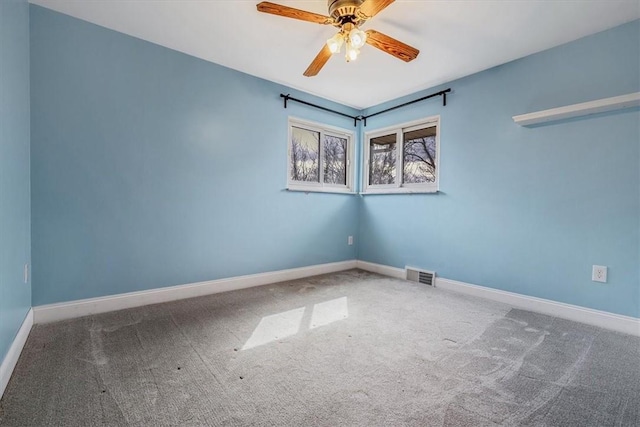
[[256, 0, 419, 77]]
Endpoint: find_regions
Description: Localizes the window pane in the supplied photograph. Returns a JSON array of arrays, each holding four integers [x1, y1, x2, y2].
[[369, 133, 396, 185], [291, 126, 320, 182], [323, 135, 347, 185], [403, 126, 436, 184]]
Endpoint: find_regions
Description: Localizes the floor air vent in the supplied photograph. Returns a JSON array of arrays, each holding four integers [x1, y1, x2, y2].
[[406, 267, 436, 286]]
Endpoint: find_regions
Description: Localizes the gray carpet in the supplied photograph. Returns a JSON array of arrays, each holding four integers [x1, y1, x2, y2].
[[1, 270, 639, 426]]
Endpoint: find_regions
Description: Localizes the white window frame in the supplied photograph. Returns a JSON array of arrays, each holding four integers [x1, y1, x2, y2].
[[287, 117, 355, 194], [362, 115, 440, 194]]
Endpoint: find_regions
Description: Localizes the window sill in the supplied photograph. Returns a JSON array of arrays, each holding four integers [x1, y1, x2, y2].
[[286, 187, 356, 195], [360, 188, 440, 195]]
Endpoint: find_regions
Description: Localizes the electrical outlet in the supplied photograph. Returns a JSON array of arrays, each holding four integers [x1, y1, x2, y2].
[[348, 236, 354, 246], [592, 265, 607, 283], [24, 263, 29, 284]]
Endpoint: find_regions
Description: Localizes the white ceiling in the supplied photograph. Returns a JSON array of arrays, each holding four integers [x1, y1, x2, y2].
[[30, 0, 640, 109]]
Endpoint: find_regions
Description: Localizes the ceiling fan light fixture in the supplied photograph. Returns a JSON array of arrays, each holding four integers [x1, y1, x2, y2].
[[345, 43, 359, 62], [256, 1, 420, 76], [349, 27, 367, 49], [326, 33, 344, 54]]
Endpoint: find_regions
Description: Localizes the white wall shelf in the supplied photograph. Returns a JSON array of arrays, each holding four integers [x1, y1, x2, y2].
[[513, 92, 640, 126]]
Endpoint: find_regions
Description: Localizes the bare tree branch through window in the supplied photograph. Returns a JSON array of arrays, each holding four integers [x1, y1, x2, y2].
[[365, 119, 439, 193], [369, 134, 396, 185], [289, 120, 353, 192], [403, 127, 436, 184], [291, 126, 319, 182], [324, 135, 347, 185]]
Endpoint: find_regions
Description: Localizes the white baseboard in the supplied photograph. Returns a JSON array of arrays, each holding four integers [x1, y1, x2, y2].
[[28, 258, 640, 336], [356, 260, 405, 279], [358, 261, 640, 337], [436, 278, 640, 336], [0, 308, 33, 400], [33, 260, 358, 324]]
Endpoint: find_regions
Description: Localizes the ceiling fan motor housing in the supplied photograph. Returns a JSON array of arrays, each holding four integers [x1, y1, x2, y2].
[[328, 0, 365, 24]]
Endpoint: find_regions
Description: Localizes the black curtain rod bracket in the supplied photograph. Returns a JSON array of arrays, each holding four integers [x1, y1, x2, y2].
[[279, 88, 452, 128]]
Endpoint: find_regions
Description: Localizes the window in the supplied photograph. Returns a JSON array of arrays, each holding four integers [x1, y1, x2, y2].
[[363, 116, 439, 194], [288, 118, 354, 193]]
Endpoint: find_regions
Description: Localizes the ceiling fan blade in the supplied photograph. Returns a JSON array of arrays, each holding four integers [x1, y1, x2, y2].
[[304, 45, 333, 77], [257, 2, 332, 25], [358, 0, 395, 18], [365, 30, 419, 62]]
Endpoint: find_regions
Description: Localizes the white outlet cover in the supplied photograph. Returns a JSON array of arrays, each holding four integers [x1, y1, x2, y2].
[[592, 265, 607, 283]]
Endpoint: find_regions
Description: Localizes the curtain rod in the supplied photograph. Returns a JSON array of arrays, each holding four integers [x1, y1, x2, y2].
[[280, 88, 452, 127], [361, 88, 451, 126], [280, 94, 361, 126]]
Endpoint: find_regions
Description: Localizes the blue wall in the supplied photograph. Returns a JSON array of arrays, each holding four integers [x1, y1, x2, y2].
[[0, 0, 31, 362], [29, 5, 639, 319], [30, 5, 358, 305], [359, 21, 640, 318]]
